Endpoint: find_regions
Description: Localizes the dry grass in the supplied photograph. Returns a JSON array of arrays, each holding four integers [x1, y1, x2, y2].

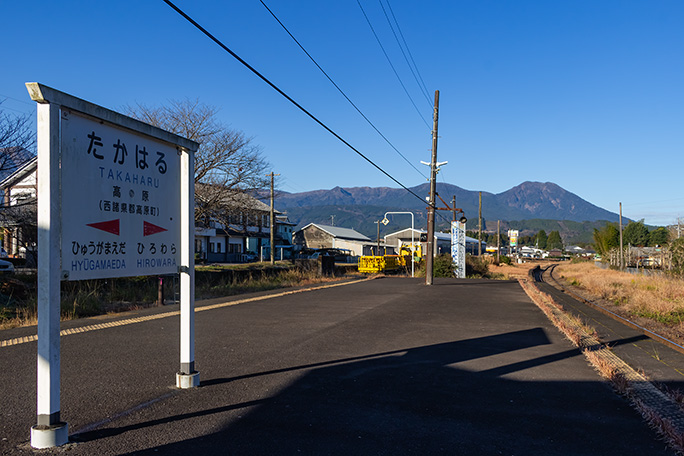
[[582, 347, 630, 394], [489, 260, 549, 280], [555, 262, 684, 341], [0, 267, 359, 329]]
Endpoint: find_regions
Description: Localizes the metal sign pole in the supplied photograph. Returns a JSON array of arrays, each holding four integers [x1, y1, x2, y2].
[[383, 211, 415, 277], [31, 100, 68, 448], [177, 147, 199, 388]]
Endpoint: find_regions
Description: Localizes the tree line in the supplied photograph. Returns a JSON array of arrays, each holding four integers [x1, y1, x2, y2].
[[465, 229, 564, 250], [593, 221, 670, 256]]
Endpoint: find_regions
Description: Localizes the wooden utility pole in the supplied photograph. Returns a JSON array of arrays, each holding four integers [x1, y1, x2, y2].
[[267, 172, 279, 265], [478, 191, 482, 256], [619, 202, 624, 271], [497, 220, 500, 263], [425, 90, 440, 286]]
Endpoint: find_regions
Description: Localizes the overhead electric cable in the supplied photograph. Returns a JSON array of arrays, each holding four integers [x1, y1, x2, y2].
[[258, 0, 426, 180], [384, 0, 431, 101], [161, 0, 426, 205], [377, 0, 431, 107], [356, 0, 431, 129]]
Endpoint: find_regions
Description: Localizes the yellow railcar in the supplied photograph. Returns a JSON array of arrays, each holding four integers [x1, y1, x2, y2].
[[358, 255, 404, 273]]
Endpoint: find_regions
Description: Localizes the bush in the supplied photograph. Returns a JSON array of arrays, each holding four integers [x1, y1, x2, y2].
[[416, 254, 457, 278], [433, 254, 456, 278], [466, 254, 489, 278], [497, 255, 512, 265]]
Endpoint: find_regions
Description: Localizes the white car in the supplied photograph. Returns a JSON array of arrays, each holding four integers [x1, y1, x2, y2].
[[0, 259, 15, 274]]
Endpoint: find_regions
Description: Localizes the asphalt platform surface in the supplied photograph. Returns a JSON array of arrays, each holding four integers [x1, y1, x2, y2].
[[0, 277, 676, 455]]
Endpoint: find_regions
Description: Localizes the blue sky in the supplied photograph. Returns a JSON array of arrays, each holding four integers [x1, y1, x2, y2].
[[1, 1, 683, 226]]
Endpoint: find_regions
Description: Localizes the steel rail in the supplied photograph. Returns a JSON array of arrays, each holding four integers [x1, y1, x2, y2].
[[541, 264, 684, 356]]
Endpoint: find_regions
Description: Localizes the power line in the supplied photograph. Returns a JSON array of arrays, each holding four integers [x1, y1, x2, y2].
[[356, 0, 431, 129], [377, 0, 431, 107], [0, 93, 36, 107], [384, 0, 431, 101], [161, 0, 427, 206], [0, 98, 36, 116], [258, 0, 426, 180]]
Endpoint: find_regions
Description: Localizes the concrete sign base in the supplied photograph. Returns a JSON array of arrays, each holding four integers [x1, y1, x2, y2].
[[30, 422, 68, 449], [176, 372, 200, 389]]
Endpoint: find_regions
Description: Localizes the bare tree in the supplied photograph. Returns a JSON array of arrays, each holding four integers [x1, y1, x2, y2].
[[0, 105, 37, 261], [124, 99, 270, 225], [0, 104, 36, 178]]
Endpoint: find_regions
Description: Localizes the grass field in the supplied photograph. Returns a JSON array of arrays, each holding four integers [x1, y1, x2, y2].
[[555, 261, 684, 341]]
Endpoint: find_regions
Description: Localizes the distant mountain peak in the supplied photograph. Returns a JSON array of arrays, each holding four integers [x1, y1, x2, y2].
[[275, 181, 618, 232]]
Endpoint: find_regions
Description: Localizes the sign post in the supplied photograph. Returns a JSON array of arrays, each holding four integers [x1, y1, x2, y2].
[[383, 211, 415, 277], [32, 98, 66, 448], [26, 83, 199, 448], [508, 229, 519, 255], [451, 221, 466, 278]]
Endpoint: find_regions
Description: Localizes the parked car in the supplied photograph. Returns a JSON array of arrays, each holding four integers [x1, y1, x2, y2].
[[243, 251, 259, 262], [0, 259, 15, 274]]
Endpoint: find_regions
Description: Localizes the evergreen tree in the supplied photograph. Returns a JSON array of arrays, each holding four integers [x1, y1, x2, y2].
[[593, 224, 619, 255], [547, 231, 563, 250], [623, 220, 649, 247], [648, 227, 669, 247], [535, 230, 548, 249]]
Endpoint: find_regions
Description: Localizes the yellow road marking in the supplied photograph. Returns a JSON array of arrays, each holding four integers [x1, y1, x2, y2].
[[1, 277, 374, 348]]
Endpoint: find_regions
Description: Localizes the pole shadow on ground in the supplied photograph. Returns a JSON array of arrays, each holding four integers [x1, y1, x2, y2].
[[70, 328, 672, 456]]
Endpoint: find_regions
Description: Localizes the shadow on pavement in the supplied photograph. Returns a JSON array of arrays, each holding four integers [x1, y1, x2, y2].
[[70, 328, 670, 455]]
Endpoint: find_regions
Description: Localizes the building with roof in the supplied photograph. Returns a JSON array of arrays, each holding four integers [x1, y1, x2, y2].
[[195, 191, 296, 263], [0, 153, 37, 261], [293, 223, 374, 256]]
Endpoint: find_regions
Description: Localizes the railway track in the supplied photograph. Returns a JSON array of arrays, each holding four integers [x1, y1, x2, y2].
[[536, 263, 684, 356]]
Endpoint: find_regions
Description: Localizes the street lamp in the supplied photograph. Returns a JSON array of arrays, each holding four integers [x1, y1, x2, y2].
[[383, 211, 415, 277]]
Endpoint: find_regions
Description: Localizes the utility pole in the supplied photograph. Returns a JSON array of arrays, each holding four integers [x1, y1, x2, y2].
[[619, 202, 624, 270], [425, 90, 440, 286], [451, 195, 457, 221], [497, 220, 500, 264], [478, 191, 482, 256], [375, 220, 381, 255], [330, 215, 335, 226], [267, 172, 279, 265]]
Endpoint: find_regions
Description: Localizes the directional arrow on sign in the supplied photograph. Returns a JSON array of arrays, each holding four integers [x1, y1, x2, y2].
[[86, 219, 120, 235], [143, 221, 168, 236]]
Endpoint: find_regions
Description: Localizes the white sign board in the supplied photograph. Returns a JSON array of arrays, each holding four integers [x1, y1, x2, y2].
[[451, 221, 466, 278], [61, 110, 181, 280], [508, 229, 519, 247]]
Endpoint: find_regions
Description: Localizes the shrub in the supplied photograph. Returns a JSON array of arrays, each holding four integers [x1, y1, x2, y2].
[[433, 254, 456, 278], [498, 255, 512, 265], [466, 254, 489, 278]]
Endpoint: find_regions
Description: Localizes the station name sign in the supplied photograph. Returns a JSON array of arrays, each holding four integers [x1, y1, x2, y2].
[[61, 111, 181, 280]]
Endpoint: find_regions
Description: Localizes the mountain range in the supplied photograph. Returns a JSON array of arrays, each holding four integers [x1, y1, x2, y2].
[[272, 181, 619, 242]]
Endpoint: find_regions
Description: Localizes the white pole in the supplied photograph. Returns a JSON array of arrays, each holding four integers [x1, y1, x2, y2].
[[31, 100, 68, 447], [177, 147, 199, 388], [384, 211, 415, 277], [411, 213, 414, 278]]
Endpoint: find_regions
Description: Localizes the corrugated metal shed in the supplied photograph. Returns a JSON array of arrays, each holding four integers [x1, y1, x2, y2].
[[300, 223, 371, 241]]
